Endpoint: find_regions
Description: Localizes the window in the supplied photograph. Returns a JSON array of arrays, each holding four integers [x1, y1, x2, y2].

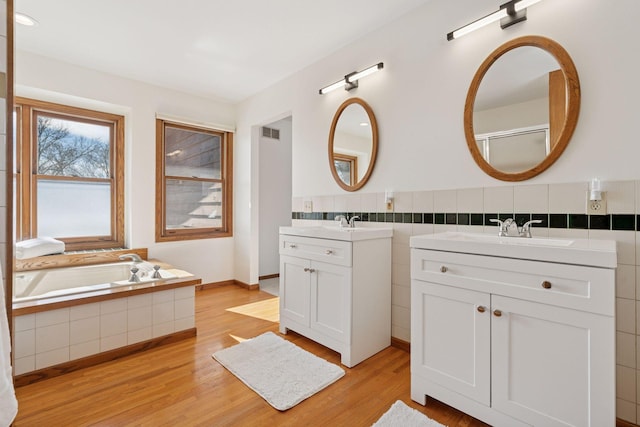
[[156, 119, 233, 241], [333, 153, 357, 186], [15, 98, 125, 250]]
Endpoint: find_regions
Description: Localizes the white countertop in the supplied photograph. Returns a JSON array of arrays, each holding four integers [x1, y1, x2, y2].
[[280, 225, 393, 241], [410, 231, 617, 268]]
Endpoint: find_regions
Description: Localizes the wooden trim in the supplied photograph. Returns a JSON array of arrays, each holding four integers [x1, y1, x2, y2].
[[5, 0, 15, 346], [196, 280, 236, 291], [14, 328, 197, 387], [463, 36, 580, 182], [13, 278, 201, 316], [328, 97, 378, 192], [235, 279, 259, 290], [15, 247, 148, 271], [259, 273, 279, 280], [617, 418, 639, 427], [391, 337, 410, 353], [196, 279, 259, 291]]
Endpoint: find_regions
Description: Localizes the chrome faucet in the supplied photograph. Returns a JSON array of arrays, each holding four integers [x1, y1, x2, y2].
[[119, 253, 143, 263], [490, 218, 542, 238], [335, 215, 360, 228]]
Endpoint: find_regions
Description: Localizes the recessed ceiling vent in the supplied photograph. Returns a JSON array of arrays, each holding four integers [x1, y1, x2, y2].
[[262, 126, 280, 140]]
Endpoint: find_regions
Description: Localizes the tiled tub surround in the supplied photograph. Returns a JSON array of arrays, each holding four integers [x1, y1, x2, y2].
[[13, 285, 196, 377], [292, 180, 640, 424]]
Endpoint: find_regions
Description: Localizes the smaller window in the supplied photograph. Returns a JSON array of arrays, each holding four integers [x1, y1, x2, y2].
[[156, 119, 233, 241]]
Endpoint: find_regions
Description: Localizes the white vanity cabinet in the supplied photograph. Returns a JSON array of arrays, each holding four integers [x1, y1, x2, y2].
[[410, 232, 616, 427], [279, 226, 392, 367]]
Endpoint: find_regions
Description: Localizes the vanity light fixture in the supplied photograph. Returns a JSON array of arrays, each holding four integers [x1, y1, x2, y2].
[[447, 0, 542, 41], [319, 62, 384, 95], [15, 12, 39, 26]]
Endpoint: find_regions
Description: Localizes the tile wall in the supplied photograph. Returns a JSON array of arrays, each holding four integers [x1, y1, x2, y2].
[[12, 286, 196, 375], [293, 180, 640, 424]]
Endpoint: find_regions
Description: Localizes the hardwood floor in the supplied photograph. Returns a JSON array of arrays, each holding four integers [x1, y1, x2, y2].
[[13, 286, 489, 427]]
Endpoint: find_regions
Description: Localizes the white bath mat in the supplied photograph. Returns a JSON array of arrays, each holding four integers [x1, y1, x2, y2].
[[212, 332, 345, 411], [372, 400, 447, 427]]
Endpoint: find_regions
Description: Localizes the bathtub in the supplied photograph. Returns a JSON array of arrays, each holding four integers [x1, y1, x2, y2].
[[13, 261, 176, 303], [12, 260, 198, 381]]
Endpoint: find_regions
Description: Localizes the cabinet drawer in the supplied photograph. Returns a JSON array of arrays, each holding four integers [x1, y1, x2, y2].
[[280, 235, 352, 267], [411, 249, 614, 316]]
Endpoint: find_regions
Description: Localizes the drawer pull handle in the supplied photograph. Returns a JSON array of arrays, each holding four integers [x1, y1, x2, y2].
[[477, 306, 486, 313], [541, 281, 552, 289], [440, 266, 448, 273], [493, 309, 502, 317], [289, 244, 297, 249], [325, 249, 334, 255]]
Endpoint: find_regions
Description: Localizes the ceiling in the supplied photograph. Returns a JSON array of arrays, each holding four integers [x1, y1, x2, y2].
[[15, 0, 432, 103]]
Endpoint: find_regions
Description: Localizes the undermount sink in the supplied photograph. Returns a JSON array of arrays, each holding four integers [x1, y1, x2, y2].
[[410, 231, 617, 268], [279, 225, 393, 241]]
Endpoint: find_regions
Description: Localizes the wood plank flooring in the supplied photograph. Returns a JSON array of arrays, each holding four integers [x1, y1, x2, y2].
[[13, 285, 489, 427]]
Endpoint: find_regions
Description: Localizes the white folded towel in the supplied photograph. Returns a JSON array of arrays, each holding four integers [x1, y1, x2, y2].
[[16, 237, 66, 259]]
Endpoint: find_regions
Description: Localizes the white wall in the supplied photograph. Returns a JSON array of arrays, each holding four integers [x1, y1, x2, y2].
[[258, 117, 292, 277], [16, 52, 237, 285]]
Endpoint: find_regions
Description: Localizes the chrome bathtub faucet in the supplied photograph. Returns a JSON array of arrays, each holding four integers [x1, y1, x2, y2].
[[119, 253, 143, 263]]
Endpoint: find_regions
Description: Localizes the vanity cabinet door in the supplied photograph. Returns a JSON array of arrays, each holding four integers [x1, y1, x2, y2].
[[279, 255, 311, 326], [491, 295, 615, 427], [411, 281, 491, 406], [310, 261, 350, 343]]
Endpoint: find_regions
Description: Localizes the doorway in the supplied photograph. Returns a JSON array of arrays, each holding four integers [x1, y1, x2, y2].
[[258, 116, 292, 296]]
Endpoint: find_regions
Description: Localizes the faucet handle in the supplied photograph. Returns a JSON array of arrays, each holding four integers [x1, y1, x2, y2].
[[335, 215, 348, 227], [489, 218, 506, 236], [520, 219, 543, 238]]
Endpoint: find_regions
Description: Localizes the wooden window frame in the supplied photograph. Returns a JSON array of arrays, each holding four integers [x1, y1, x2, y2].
[[155, 119, 233, 242], [15, 97, 125, 250], [333, 153, 358, 186]]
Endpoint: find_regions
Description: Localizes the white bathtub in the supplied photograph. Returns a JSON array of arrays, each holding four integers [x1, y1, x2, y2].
[[13, 261, 176, 302]]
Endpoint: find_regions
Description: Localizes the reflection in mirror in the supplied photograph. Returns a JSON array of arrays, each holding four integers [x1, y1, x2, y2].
[[464, 36, 580, 181], [328, 98, 378, 191]]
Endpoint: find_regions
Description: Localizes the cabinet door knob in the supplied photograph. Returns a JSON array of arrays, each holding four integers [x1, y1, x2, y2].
[[440, 266, 448, 273], [325, 249, 334, 255], [289, 244, 297, 249], [477, 306, 486, 313], [541, 281, 552, 289], [493, 309, 502, 317], [308, 268, 316, 273], [303, 267, 309, 272]]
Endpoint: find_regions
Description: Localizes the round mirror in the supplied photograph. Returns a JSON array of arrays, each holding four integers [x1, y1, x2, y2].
[[328, 98, 378, 191], [464, 36, 580, 181]]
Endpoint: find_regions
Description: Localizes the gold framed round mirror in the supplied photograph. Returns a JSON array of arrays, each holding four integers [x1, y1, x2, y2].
[[328, 97, 378, 191], [464, 36, 580, 181]]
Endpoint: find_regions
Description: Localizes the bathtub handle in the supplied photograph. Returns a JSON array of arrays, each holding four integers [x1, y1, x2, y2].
[[129, 267, 141, 283]]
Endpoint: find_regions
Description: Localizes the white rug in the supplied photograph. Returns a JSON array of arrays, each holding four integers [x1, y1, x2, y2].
[[372, 401, 447, 427], [212, 331, 345, 411]]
